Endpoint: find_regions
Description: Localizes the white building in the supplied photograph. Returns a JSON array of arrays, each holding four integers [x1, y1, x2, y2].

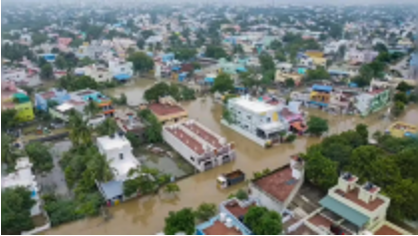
[[1, 69, 27, 83], [222, 95, 287, 147], [2, 157, 42, 217], [162, 119, 236, 172], [108, 59, 134, 80], [75, 65, 113, 83], [96, 133, 141, 181]]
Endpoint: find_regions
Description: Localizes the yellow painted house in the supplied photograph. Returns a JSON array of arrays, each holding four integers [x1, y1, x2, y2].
[[305, 51, 327, 67], [387, 122, 418, 138], [2, 93, 35, 122]]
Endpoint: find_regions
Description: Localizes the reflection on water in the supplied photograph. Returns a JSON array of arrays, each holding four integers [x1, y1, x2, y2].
[[105, 78, 156, 106], [45, 83, 418, 235]]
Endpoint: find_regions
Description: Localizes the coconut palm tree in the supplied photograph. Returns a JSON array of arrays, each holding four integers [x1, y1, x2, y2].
[[69, 111, 92, 147], [1, 133, 18, 168], [87, 148, 114, 182], [84, 100, 101, 118], [96, 118, 118, 136]]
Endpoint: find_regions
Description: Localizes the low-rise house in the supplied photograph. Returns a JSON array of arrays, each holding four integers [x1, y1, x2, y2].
[[35, 88, 71, 111], [354, 87, 390, 117], [275, 71, 303, 86], [222, 95, 288, 147], [96, 133, 141, 205], [1, 69, 27, 84], [147, 97, 188, 125], [309, 84, 333, 109], [162, 119, 236, 172], [2, 81, 35, 122], [2, 157, 43, 218], [108, 59, 134, 82], [71, 89, 115, 117], [75, 65, 113, 83], [285, 173, 411, 235], [115, 108, 146, 137], [397, 38, 414, 49], [250, 156, 304, 213], [196, 198, 256, 235], [386, 121, 417, 138], [345, 49, 378, 64]]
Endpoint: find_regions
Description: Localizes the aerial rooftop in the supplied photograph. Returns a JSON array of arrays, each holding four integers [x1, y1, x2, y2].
[[231, 96, 278, 114], [334, 187, 385, 211], [253, 165, 297, 202]]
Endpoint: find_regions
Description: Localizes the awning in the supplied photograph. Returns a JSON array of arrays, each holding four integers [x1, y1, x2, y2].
[[319, 196, 370, 228]]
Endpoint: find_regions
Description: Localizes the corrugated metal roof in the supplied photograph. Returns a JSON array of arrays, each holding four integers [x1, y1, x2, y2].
[[319, 196, 369, 227]]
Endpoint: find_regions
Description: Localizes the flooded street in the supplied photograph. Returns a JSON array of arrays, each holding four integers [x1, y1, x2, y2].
[[45, 81, 418, 235]]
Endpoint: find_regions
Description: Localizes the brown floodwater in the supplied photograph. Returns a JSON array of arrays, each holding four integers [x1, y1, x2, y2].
[[45, 81, 418, 235]]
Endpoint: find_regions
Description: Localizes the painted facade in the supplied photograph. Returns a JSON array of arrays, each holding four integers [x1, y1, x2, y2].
[[35, 88, 71, 111], [355, 88, 390, 116]]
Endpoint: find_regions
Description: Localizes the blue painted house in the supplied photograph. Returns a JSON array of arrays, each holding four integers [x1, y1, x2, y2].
[[42, 54, 56, 63], [195, 198, 256, 235], [162, 53, 175, 63], [35, 88, 71, 111]]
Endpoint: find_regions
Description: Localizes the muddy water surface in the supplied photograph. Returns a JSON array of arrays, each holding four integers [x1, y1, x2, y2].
[[45, 82, 418, 235]]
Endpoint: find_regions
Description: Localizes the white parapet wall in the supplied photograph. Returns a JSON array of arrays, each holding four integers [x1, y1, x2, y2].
[[221, 119, 268, 147]]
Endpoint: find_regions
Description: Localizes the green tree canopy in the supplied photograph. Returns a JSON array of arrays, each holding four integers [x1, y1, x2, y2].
[[205, 45, 228, 59], [303, 150, 339, 190], [211, 73, 234, 93], [95, 118, 119, 136], [307, 116, 329, 136], [194, 203, 217, 222], [127, 52, 154, 73], [1, 187, 36, 234], [305, 67, 331, 81], [258, 53, 275, 71], [31, 32, 49, 45], [244, 206, 283, 235], [40, 63, 54, 80], [164, 208, 196, 235], [25, 142, 53, 173], [2, 109, 18, 131]]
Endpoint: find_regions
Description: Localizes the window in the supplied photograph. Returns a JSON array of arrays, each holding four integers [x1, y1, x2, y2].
[[190, 157, 195, 162], [119, 153, 124, 160]]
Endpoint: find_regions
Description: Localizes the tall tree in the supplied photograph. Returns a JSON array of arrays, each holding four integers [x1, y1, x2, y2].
[[2, 109, 18, 131], [96, 118, 118, 136], [68, 111, 93, 147], [244, 206, 283, 235], [211, 73, 234, 93], [83, 100, 101, 118], [1, 187, 36, 235], [164, 208, 196, 235], [127, 52, 154, 74], [307, 116, 329, 136], [40, 63, 54, 80], [304, 151, 338, 190], [25, 142, 54, 173]]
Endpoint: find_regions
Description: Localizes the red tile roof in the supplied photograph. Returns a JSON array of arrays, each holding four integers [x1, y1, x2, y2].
[[167, 127, 204, 155], [148, 103, 185, 117], [368, 88, 386, 95], [224, 200, 254, 218], [253, 166, 297, 202], [41, 91, 56, 99], [374, 224, 404, 235], [334, 188, 385, 211], [308, 214, 333, 228], [203, 221, 242, 235], [183, 123, 222, 149]]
